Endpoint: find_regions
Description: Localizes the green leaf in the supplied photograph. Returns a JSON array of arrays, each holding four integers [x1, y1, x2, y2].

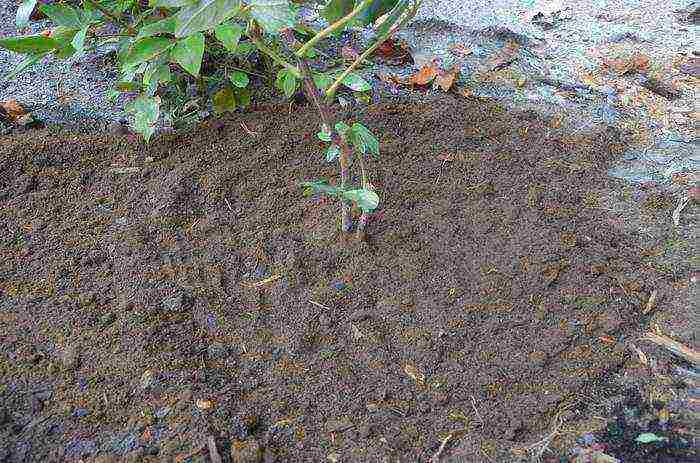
[[301, 180, 341, 198], [313, 73, 333, 90], [125, 95, 160, 142], [343, 189, 380, 212], [321, 0, 353, 25], [2, 52, 49, 81], [376, 0, 410, 37], [39, 3, 83, 29], [317, 128, 332, 142], [71, 28, 88, 54], [143, 62, 171, 87], [136, 17, 177, 40], [350, 123, 379, 157], [342, 73, 371, 92], [277, 70, 297, 98], [150, 0, 195, 7], [334, 121, 350, 137], [123, 37, 174, 68], [326, 144, 340, 162], [16, 0, 38, 29], [0, 36, 59, 54], [357, 0, 398, 25], [635, 433, 668, 444], [229, 70, 249, 88], [235, 87, 251, 107], [250, 0, 296, 34], [213, 87, 237, 114], [170, 33, 204, 76], [214, 22, 243, 52], [174, 0, 241, 38], [236, 41, 254, 55]]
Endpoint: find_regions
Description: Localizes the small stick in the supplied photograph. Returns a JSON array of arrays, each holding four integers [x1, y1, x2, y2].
[[309, 300, 332, 311], [470, 395, 484, 427], [207, 436, 223, 463], [430, 432, 455, 463], [240, 121, 258, 135], [642, 332, 700, 365]]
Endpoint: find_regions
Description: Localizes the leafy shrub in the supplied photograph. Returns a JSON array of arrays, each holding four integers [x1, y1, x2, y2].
[[3, 0, 421, 240]]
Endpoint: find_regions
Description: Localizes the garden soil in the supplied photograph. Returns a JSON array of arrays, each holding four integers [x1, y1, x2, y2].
[[0, 94, 693, 462]]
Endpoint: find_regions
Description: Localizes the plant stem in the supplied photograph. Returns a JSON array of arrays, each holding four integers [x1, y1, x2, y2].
[[325, 9, 415, 103], [249, 35, 301, 79], [283, 29, 353, 235], [85, 0, 136, 36], [355, 155, 370, 241], [295, 0, 373, 59]]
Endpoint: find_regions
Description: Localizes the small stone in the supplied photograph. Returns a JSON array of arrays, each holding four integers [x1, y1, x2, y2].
[[108, 120, 129, 136], [230, 439, 262, 463], [140, 370, 155, 389], [327, 452, 340, 463], [59, 344, 80, 370], [195, 398, 214, 410]]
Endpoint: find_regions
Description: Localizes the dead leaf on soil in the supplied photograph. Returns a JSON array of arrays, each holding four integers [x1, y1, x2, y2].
[[409, 62, 439, 86], [0, 99, 29, 122], [602, 52, 651, 76], [341, 45, 359, 61], [643, 289, 657, 314], [435, 66, 460, 92], [449, 43, 473, 57], [404, 363, 425, 386]]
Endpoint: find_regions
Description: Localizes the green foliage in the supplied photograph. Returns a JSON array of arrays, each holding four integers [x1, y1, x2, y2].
[[3, 0, 421, 238]]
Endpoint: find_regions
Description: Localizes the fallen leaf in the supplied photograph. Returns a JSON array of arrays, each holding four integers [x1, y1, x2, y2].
[[409, 62, 438, 86], [643, 290, 657, 314], [437, 153, 454, 162], [435, 66, 459, 91], [598, 335, 616, 344], [0, 99, 29, 121], [449, 44, 473, 57], [404, 363, 425, 385], [195, 398, 214, 410]]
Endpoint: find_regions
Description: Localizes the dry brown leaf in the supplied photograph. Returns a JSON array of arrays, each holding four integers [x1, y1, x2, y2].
[[409, 63, 438, 86], [404, 363, 425, 385], [435, 66, 459, 91], [449, 44, 473, 57], [0, 99, 29, 121], [643, 290, 657, 314]]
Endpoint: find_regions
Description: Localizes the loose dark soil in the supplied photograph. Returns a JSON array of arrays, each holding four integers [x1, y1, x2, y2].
[[0, 95, 694, 462]]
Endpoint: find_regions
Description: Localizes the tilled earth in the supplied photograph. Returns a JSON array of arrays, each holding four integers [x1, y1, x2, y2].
[[0, 95, 695, 462]]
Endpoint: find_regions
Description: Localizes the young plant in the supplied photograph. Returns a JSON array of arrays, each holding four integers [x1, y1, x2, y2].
[[3, 0, 421, 240]]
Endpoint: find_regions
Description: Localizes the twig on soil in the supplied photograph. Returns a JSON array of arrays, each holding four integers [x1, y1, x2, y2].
[[430, 431, 455, 463], [240, 121, 258, 135], [224, 198, 233, 211], [642, 332, 700, 365], [513, 415, 563, 463], [672, 196, 689, 226], [470, 395, 484, 428], [309, 300, 332, 311], [643, 289, 657, 314], [207, 436, 223, 463], [241, 274, 281, 288]]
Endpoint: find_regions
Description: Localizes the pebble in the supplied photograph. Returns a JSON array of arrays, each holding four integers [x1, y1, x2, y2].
[[59, 344, 80, 370]]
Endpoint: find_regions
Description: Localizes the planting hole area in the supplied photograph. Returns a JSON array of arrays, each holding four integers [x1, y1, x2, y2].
[[0, 95, 682, 461]]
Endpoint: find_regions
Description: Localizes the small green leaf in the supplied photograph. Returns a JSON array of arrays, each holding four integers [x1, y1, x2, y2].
[[229, 70, 249, 88], [214, 22, 243, 52], [317, 129, 332, 142], [343, 189, 380, 212], [170, 33, 204, 76], [16, 0, 38, 29], [326, 144, 340, 162], [0, 35, 59, 54], [125, 95, 160, 143], [236, 41, 254, 55], [313, 73, 333, 90], [301, 180, 341, 198], [249, 0, 296, 34], [321, 0, 354, 25], [143, 62, 171, 87], [123, 37, 174, 68], [235, 87, 251, 107], [213, 87, 237, 114], [351, 123, 379, 157], [150, 0, 195, 7], [39, 3, 83, 29], [174, 0, 241, 38], [356, 0, 397, 25], [71, 28, 88, 54], [334, 121, 350, 137], [635, 433, 668, 444], [282, 71, 297, 98], [136, 17, 177, 40], [342, 73, 371, 92]]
